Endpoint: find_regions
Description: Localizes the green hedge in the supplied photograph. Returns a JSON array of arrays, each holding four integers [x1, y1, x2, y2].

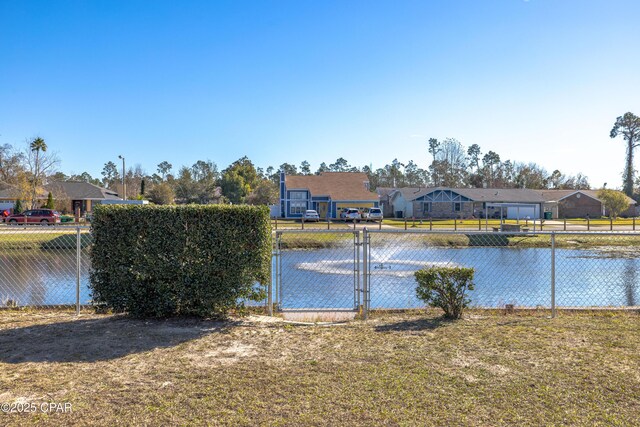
[[89, 204, 271, 318]]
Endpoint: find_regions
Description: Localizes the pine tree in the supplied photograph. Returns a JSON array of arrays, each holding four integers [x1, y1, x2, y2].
[[44, 192, 54, 209]]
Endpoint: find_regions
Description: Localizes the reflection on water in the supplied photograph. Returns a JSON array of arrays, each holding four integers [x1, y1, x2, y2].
[[623, 259, 637, 307], [0, 250, 91, 306], [2, 246, 640, 309], [280, 247, 640, 309]]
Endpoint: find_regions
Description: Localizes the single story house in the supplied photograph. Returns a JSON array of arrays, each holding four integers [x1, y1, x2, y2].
[[387, 187, 637, 219], [279, 171, 378, 219], [0, 185, 48, 213], [0, 181, 121, 215], [46, 181, 122, 215], [533, 189, 637, 218], [389, 187, 549, 219]]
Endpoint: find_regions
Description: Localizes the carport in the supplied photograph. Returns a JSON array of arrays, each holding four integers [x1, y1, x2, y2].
[[485, 203, 541, 231]]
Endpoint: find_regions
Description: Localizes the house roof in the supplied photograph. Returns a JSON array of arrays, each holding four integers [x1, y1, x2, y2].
[[0, 184, 26, 199], [285, 172, 377, 201], [398, 187, 549, 203], [388, 187, 431, 202], [392, 187, 637, 205], [531, 189, 636, 205], [452, 188, 548, 203], [46, 181, 121, 200], [375, 187, 396, 198]]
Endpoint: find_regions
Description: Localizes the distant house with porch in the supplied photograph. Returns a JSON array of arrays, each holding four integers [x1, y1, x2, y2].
[[388, 187, 548, 219], [279, 172, 378, 219], [386, 187, 637, 220], [46, 181, 121, 215], [0, 181, 121, 215]]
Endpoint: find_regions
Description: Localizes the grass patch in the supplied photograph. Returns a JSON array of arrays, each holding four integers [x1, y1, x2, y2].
[[0, 230, 91, 250], [0, 310, 638, 426], [277, 231, 640, 249], [39, 233, 93, 250], [278, 232, 355, 249]]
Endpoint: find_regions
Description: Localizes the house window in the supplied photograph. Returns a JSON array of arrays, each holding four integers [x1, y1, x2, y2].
[[290, 202, 305, 215], [423, 202, 432, 213], [290, 191, 306, 200], [453, 202, 461, 212]]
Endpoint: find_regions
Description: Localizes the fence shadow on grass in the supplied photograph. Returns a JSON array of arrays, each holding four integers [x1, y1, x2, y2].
[[374, 316, 454, 333], [0, 316, 236, 363]]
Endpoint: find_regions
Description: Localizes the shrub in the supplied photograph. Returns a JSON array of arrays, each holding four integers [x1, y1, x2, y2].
[[414, 267, 475, 319], [89, 204, 271, 318]]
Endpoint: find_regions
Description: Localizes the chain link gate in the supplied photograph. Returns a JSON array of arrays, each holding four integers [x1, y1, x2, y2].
[[273, 230, 364, 313]]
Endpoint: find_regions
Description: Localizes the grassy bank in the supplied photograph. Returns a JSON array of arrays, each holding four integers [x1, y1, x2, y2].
[[278, 231, 640, 249], [0, 310, 638, 426], [0, 230, 92, 250]]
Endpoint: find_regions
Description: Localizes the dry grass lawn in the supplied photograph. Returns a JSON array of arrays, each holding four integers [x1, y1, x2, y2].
[[0, 309, 639, 426]]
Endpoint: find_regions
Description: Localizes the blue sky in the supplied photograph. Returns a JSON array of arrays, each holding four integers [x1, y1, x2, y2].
[[1, 0, 639, 188]]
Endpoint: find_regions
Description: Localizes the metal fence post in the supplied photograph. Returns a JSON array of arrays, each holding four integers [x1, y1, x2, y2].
[[354, 230, 360, 310], [268, 234, 274, 316], [362, 228, 369, 320], [551, 232, 556, 318], [76, 226, 81, 315], [276, 231, 282, 311]]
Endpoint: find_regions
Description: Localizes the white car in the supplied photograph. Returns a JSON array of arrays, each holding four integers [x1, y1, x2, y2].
[[361, 207, 383, 222], [341, 208, 361, 222], [303, 210, 320, 222]]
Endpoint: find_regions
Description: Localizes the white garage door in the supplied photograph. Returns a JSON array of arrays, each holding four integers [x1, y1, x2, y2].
[[507, 206, 536, 219]]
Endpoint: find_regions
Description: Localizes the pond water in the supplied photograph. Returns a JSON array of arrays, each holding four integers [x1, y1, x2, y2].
[[279, 247, 640, 309], [0, 250, 92, 306], [1, 246, 639, 309]]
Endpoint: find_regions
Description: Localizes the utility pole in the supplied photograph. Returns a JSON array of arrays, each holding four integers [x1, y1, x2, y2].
[[118, 155, 126, 200]]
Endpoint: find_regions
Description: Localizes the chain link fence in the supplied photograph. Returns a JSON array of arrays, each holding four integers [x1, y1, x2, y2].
[[273, 229, 640, 316], [4, 226, 639, 317], [0, 225, 91, 310]]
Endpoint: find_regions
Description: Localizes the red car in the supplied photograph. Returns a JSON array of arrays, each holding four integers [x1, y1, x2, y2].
[[5, 209, 61, 225]]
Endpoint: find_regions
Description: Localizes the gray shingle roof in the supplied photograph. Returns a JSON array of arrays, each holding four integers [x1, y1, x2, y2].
[[46, 181, 121, 200], [531, 189, 636, 204], [452, 188, 548, 203]]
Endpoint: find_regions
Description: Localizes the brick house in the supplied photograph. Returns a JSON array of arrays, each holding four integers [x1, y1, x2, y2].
[[389, 187, 547, 219], [533, 190, 637, 218]]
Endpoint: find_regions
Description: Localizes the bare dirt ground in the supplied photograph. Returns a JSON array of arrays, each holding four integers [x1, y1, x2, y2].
[[0, 309, 639, 426]]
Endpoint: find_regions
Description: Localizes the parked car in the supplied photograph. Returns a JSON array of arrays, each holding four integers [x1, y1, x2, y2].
[[5, 209, 61, 225], [492, 211, 506, 219], [303, 210, 320, 222], [341, 208, 361, 222], [361, 207, 383, 222]]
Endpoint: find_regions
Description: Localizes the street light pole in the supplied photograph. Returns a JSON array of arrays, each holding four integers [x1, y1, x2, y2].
[[118, 155, 126, 200]]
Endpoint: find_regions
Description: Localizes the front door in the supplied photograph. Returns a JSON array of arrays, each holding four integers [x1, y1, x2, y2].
[[317, 202, 328, 220]]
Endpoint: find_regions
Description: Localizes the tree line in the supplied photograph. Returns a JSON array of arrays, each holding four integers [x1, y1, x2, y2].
[[5, 111, 640, 211], [0, 137, 594, 210]]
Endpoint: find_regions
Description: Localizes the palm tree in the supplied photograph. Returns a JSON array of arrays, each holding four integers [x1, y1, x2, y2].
[[30, 137, 47, 208]]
